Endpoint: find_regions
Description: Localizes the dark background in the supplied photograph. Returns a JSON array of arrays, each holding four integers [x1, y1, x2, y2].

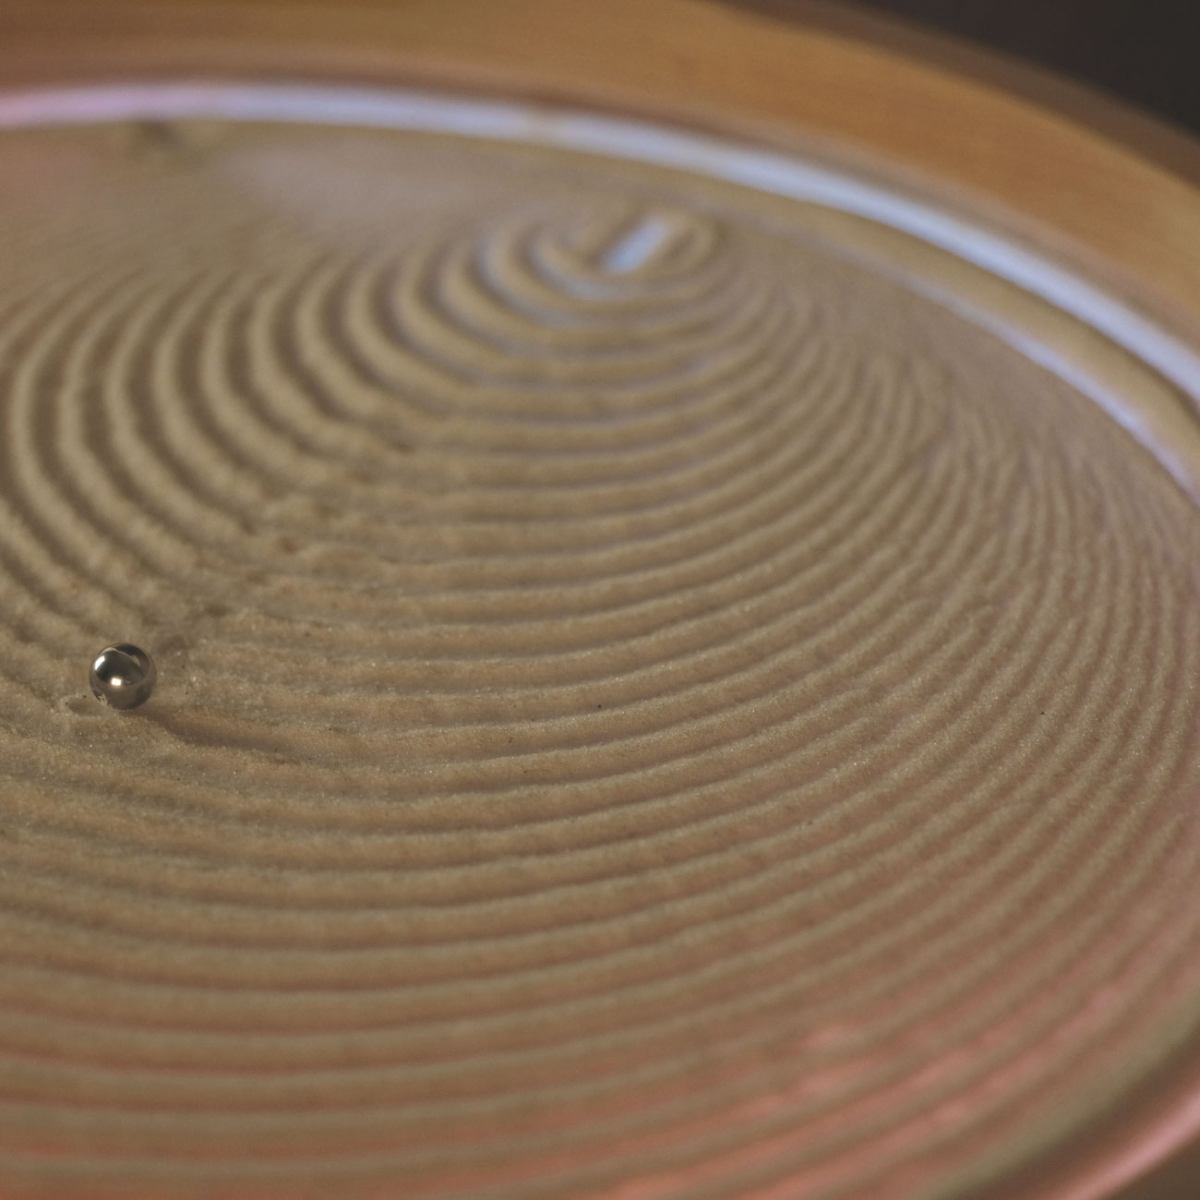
[[851, 0, 1200, 133]]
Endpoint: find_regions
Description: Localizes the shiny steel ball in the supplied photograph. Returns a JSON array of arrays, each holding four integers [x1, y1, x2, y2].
[[90, 643, 157, 711]]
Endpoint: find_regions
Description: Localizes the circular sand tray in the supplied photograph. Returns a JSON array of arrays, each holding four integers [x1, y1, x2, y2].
[[4, 4, 1200, 1198]]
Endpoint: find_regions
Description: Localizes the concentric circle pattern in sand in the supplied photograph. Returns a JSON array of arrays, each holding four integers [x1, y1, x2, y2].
[[2, 90, 1200, 1199]]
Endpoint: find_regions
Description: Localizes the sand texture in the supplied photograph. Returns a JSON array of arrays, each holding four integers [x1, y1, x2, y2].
[[1, 93, 1200, 1198]]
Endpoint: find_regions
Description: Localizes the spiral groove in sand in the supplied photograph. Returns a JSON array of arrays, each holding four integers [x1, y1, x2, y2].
[[1, 92, 1200, 1199]]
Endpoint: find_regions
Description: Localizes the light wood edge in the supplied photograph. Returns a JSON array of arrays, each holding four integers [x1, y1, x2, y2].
[[727, 0, 1200, 190]]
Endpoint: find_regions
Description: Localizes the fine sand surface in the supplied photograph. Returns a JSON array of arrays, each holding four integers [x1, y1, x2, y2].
[[1, 95, 1200, 1198]]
